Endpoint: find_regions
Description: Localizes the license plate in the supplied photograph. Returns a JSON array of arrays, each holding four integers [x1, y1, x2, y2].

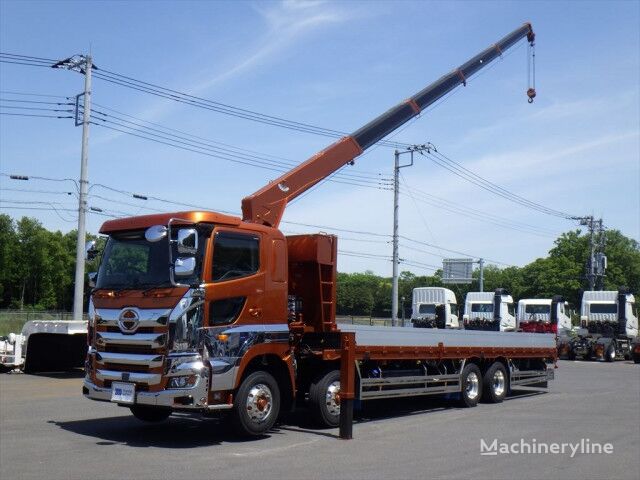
[[111, 382, 135, 404]]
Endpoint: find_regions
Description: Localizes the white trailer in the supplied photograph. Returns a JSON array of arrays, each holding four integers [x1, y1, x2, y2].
[[0, 320, 87, 373], [411, 287, 459, 329], [463, 289, 516, 331], [562, 288, 638, 361], [517, 296, 572, 334]]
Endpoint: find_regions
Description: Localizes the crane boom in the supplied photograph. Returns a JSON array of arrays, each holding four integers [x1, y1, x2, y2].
[[242, 23, 535, 228]]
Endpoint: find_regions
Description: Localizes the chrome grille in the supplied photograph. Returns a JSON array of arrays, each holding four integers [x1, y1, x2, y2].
[[94, 307, 171, 386]]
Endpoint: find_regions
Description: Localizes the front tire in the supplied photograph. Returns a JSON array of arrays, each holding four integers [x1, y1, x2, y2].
[[130, 405, 171, 422], [309, 370, 341, 428], [482, 362, 507, 403], [605, 344, 616, 362], [230, 371, 280, 436], [458, 364, 482, 408]]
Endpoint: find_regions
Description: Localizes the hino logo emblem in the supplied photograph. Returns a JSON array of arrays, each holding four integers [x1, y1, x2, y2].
[[118, 309, 140, 333]]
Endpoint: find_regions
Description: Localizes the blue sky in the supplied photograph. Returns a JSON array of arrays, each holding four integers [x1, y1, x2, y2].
[[1, 0, 638, 276]]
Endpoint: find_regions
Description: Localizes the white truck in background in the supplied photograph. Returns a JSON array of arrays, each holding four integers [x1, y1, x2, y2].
[[463, 289, 516, 331], [0, 320, 87, 373], [561, 287, 638, 361], [517, 296, 572, 334], [411, 287, 459, 329]]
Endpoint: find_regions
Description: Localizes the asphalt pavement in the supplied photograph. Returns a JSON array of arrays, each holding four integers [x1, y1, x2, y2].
[[1, 360, 638, 480]]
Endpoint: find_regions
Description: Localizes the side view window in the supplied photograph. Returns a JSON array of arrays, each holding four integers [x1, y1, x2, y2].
[[212, 232, 260, 282]]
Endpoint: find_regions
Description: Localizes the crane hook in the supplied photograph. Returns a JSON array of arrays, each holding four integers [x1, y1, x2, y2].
[[527, 88, 536, 103]]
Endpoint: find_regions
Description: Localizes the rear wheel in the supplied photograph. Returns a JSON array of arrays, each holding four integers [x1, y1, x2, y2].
[[230, 371, 280, 436], [482, 362, 507, 403], [309, 370, 341, 428], [458, 364, 482, 408], [130, 405, 171, 422]]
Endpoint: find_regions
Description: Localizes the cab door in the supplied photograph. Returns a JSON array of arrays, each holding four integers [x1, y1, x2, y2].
[[205, 228, 264, 327]]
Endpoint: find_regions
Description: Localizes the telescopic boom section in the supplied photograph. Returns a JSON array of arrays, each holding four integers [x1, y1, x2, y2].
[[241, 23, 535, 227]]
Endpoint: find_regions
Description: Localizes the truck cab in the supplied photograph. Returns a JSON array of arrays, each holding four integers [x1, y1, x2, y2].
[[565, 288, 638, 361], [410, 287, 459, 329], [517, 296, 572, 334], [463, 289, 516, 332]]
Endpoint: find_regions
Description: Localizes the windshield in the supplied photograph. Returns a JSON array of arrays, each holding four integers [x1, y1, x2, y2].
[[525, 304, 550, 314], [471, 303, 493, 313], [589, 303, 616, 314], [418, 304, 436, 315], [96, 229, 204, 289]]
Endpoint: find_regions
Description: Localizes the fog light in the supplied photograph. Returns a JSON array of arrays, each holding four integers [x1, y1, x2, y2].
[[168, 375, 196, 389]]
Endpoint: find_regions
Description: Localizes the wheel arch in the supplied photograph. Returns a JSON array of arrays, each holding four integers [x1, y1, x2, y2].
[[235, 348, 295, 412]]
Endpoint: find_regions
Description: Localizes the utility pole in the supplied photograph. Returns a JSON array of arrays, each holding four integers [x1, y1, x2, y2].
[[577, 215, 606, 291], [53, 54, 93, 320], [391, 144, 433, 326], [478, 258, 484, 292]]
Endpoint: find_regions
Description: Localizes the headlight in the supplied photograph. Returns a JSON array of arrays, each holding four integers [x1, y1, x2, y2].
[[168, 375, 197, 389]]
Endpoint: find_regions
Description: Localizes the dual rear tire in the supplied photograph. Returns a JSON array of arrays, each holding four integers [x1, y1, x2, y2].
[[458, 362, 508, 407]]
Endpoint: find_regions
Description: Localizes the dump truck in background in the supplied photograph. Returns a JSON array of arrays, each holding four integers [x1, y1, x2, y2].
[[0, 320, 87, 373], [411, 287, 459, 329], [559, 288, 638, 361], [517, 296, 572, 334], [462, 289, 516, 331]]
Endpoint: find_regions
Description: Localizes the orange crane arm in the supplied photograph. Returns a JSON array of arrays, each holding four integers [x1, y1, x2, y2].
[[242, 23, 535, 228]]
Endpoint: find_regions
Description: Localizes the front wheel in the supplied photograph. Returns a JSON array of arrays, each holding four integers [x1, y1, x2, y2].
[[130, 405, 171, 422], [309, 370, 341, 428], [605, 344, 616, 362], [482, 362, 508, 403], [458, 364, 482, 408], [230, 371, 280, 436]]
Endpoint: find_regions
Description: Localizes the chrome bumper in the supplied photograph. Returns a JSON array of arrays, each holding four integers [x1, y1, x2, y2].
[[83, 354, 234, 411], [82, 376, 214, 410]]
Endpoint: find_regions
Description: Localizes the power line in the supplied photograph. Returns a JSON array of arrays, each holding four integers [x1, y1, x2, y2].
[[0, 112, 73, 119], [87, 107, 391, 188], [422, 148, 577, 220], [91, 102, 389, 181], [2, 172, 514, 267], [400, 182, 559, 238], [2, 51, 578, 222]]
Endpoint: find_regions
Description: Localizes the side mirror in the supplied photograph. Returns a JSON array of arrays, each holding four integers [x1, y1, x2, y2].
[[174, 257, 196, 277], [177, 228, 198, 255], [87, 271, 97, 288], [85, 240, 99, 260]]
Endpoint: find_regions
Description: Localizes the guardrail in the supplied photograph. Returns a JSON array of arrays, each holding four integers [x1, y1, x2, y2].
[[336, 316, 404, 327]]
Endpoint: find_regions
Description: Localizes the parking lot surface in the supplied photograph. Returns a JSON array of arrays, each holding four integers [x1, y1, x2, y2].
[[1, 360, 638, 480]]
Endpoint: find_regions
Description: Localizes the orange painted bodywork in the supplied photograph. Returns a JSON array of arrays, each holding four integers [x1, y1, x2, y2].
[[241, 136, 363, 227], [99, 211, 241, 234]]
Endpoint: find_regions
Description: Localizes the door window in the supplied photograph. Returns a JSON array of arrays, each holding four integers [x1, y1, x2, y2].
[[212, 232, 260, 282]]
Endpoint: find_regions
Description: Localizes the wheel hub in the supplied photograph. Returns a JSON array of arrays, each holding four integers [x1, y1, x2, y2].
[[246, 383, 273, 423], [325, 380, 341, 416], [466, 371, 479, 400], [492, 370, 505, 397]]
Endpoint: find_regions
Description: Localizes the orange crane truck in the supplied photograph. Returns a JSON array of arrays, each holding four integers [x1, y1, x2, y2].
[[83, 23, 556, 437]]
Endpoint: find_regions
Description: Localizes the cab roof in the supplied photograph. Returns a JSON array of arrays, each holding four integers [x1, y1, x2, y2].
[[99, 211, 241, 234]]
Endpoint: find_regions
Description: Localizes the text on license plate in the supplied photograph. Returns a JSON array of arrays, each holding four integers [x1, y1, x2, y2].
[[111, 382, 135, 404]]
